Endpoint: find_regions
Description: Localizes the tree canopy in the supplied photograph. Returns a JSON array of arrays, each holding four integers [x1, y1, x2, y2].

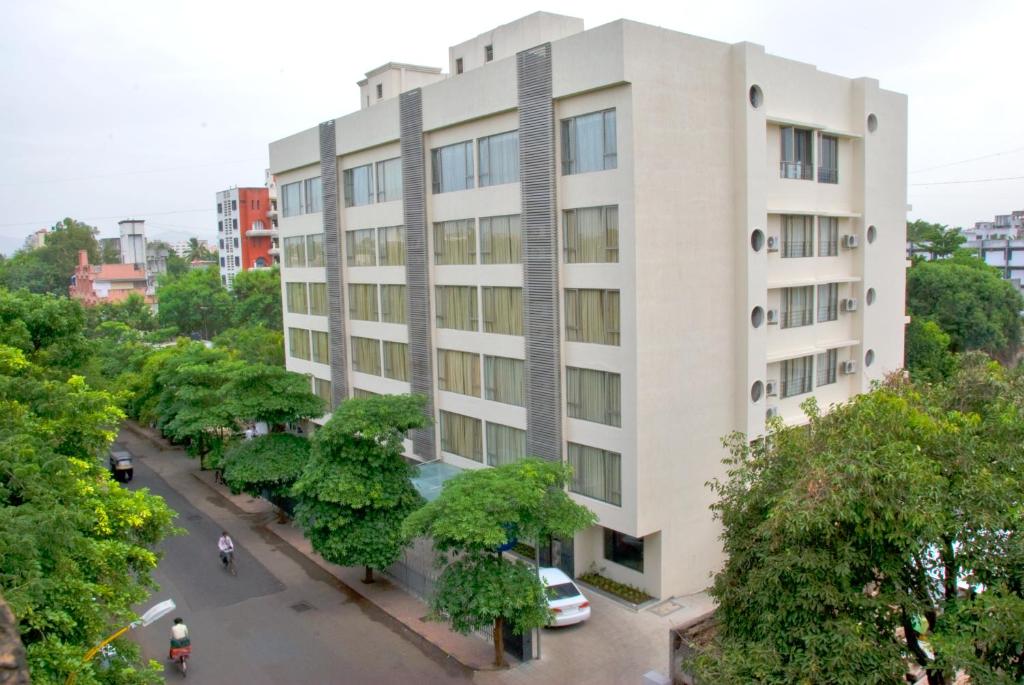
[[230, 267, 281, 330], [0, 218, 101, 296], [156, 267, 236, 339], [213, 325, 284, 366], [222, 433, 310, 501], [907, 219, 967, 259]]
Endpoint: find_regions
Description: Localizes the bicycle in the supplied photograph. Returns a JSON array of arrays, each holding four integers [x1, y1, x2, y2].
[[220, 550, 236, 576], [169, 645, 190, 678]]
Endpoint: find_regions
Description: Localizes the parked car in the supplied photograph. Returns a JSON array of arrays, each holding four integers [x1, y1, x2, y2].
[[540, 567, 591, 627], [109, 450, 134, 482]]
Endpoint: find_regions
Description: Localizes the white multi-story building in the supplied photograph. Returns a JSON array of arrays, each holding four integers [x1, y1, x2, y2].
[[269, 12, 908, 599]]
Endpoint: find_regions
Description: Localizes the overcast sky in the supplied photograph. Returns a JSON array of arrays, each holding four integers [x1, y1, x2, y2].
[[1, 0, 1021, 255]]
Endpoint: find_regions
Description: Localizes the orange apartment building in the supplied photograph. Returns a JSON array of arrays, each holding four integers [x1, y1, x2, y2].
[[216, 186, 278, 289]]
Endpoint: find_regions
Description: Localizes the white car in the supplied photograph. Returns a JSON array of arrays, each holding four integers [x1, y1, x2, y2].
[[540, 567, 591, 627]]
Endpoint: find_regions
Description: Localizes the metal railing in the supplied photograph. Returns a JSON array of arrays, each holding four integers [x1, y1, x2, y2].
[[818, 166, 839, 184], [781, 240, 813, 258], [781, 376, 813, 398], [780, 161, 813, 180], [780, 309, 814, 329]]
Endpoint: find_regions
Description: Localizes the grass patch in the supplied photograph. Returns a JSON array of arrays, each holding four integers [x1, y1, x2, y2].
[[578, 571, 654, 605]]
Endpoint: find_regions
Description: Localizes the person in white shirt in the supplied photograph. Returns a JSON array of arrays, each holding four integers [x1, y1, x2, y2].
[[218, 531, 235, 568], [170, 618, 190, 649]]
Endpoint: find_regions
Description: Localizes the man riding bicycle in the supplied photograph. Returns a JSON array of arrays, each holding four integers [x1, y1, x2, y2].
[[218, 531, 235, 569]]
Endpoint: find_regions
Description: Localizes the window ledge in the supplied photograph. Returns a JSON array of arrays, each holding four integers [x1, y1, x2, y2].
[[767, 338, 860, 364]]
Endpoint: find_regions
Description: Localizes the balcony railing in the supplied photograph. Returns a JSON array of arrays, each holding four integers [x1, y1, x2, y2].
[[780, 161, 813, 180], [818, 166, 839, 184], [781, 241, 813, 258], [781, 375, 813, 398], [246, 227, 279, 238], [780, 310, 814, 329]]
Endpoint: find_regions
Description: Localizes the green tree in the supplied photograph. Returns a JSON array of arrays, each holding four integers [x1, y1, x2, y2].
[[403, 460, 596, 667], [86, 292, 157, 333], [222, 363, 324, 431], [905, 317, 957, 383], [0, 218, 101, 295], [184, 237, 212, 263], [149, 241, 188, 277], [156, 267, 235, 339], [222, 433, 310, 519], [907, 219, 966, 259], [292, 395, 428, 585], [99, 239, 120, 264], [0, 288, 91, 374], [213, 325, 284, 366], [231, 267, 282, 330]]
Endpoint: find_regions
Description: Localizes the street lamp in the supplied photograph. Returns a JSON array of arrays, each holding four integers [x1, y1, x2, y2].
[[65, 599, 176, 685]]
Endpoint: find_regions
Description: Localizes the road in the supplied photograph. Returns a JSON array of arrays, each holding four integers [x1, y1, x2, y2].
[[117, 428, 472, 685]]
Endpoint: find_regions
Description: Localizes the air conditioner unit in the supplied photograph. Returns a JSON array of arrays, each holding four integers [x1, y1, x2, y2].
[[841, 298, 859, 312], [767, 235, 780, 252], [766, 308, 780, 325], [842, 234, 860, 249], [841, 360, 858, 375], [765, 379, 778, 396], [766, 406, 780, 419]]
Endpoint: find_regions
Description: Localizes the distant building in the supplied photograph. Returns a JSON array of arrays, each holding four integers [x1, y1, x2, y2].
[[23, 228, 48, 251], [216, 187, 277, 289], [166, 239, 213, 259], [962, 210, 1024, 242], [118, 219, 147, 265], [69, 250, 153, 306]]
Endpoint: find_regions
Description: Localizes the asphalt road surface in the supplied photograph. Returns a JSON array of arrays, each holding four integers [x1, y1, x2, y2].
[[119, 432, 472, 685]]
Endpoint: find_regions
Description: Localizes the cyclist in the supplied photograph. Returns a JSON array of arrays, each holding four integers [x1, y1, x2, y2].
[[218, 531, 235, 569]]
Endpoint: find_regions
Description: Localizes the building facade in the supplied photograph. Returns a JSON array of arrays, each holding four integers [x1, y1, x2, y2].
[[269, 13, 908, 599], [69, 250, 152, 306], [216, 187, 276, 289]]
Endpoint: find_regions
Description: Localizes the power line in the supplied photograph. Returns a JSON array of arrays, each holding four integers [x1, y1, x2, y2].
[[0, 208, 211, 229], [909, 175, 1024, 187], [909, 146, 1024, 174], [0, 158, 266, 188]]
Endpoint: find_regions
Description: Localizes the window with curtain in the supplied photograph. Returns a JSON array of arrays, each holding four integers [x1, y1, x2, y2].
[[346, 229, 377, 267], [437, 349, 481, 396], [565, 289, 620, 345], [311, 330, 329, 365], [782, 215, 814, 258], [564, 205, 619, 263], [439, 410, 482, 462], [816, 348, 838, 386], [313, 377, 332, 407], [343, 164, 374, 207], [304, 177, 322, 213], [481, 287, 523, 336], [383, 341, 410, 382], [561, 109, 617, 175], [281, 182, 302, 217], [352, 388, 380, 399], [435, 286, 478, 331], [288, 328, 311, 360], [378, 226, 406, 266], [484, 356, 525, 407], [782, 355, 814, 398], [380, 285, 407, 324], [780, 126, 814, 179], [818, 217, 839, 256], [566, 366, 621, 427], [478, 130, 519, 187], [479, 215, 521, 264], [309, 283, 328, 316], [376, 157, 403, 202], [568, 443, 622, 506], [306, 234, 325, 267], [817, 283, 838, 322], [431, 141, 474, 193], [348, 283, 379, 321], [781, 286, 814, 329], [433, 219, 476, 265], [486, 423, 526, 467], [285, 283, 308, 314], [283, 236, 306, 267], [351, 336, 381, 376], [818, 134, 838, 184]]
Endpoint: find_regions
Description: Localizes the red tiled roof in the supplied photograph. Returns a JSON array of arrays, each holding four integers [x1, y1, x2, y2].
[[93, 263, 147, 281]]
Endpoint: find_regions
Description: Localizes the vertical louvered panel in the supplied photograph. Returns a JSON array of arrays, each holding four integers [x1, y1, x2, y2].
[[400, 90, 437, 459], [517, 44, 561, 462], [319, 120, 348, 406]]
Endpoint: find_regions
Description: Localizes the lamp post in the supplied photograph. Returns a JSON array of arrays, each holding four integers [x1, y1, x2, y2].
[[65, 599, 176, 685]]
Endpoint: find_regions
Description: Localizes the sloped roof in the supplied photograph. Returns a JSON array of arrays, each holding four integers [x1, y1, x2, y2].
[[93, 263, 147, 281]]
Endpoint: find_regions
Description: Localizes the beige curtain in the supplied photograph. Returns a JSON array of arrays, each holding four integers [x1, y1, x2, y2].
[[346, 229, 377, 267], [378, 225, 406, 265], [308, 283, 328, 316], [568, 443, 621, 505], [482, 287, 523, 335], [313, 377, 332, 405], [380, 285, 407, 323], [306, 233, 325, 267], [440, 410, 482, 462], [383, 341, 409, 381], [818, 216, 839, 256], [486, 423, 526, 466], [565, 289, 620, 345], [283, 236, 306, 267], [437, 349, 481, 396], [286, 283, 308, 314], [480, 215, 521, 264], [353, 388, 380, 399], [566, 367, 621, 427], [564, 206, 618, 263], [782, 215, 813, 258], [782, 355, 814, 398], [435, 286, 478, 331], [433, 219, 476, 265], [484, 355, 525, 406], [348, 284, 379, 321], [351, 337, 381, 375], [782, 286, 814, 328], [288, 328, 311, 360], [311, 331, 329, 364]]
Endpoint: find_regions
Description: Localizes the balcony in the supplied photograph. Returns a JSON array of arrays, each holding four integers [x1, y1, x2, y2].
[[246, 227, 279, 238], [268, 245, 280, 256], [779, 161, 813, 180], [818, 166, 839, 184]]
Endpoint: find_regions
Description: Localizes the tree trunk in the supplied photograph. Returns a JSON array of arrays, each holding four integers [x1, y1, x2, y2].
[[363, 565, 374, 584], [492, 616, 505, 668]]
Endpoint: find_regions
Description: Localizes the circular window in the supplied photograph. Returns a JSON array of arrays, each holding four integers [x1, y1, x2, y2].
[[867, 113, 878, 132], [867, 225, 877, 244], [866, 288, 876, 305], [865, 349, 876, 367], [751, 381, 764, 402], [749, 85, 764, 109], [751, 229, 765, 252], [751, 306, 765, 328]]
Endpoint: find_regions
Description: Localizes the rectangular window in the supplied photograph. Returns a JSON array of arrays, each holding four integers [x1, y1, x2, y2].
[[282, 182, 302, 218], [283, 236, 306, 267], [479, 215, 521, 264], [435, 286, 478, 331], [311, 330, 329, 365], [817, 283, 839, 322], [376, 158, 403, 203], [304, 178, 322, 213], [380, 285, 407, 324], [352, 388, 379, 399], [481, 287, 523, 336], [286, 283, 308, 314], [819, 134, 838, 184], [351, 337, 381, 376], [818, 217, 839, 257], [561, 109, 617, 175], [603, 528, 642, 572], [217, 203, 223, 214], [378, 225, 406, 266], [433, 219, 476, 265], [343, 165, 374, 207], [455, 57, 463, 75], [486, 423, 526, 467], [563, 205, 618, 263], [569, 443, 622, 506], [348, 283, 379, 321], [439, 410, 482, 462], [484, 44, 493, 62], [782, 215, 814, 258], [382, 341, 410, 382], [478, 130, 519, 187], [306, 233, 325, 267], [816, 348, 838, 386], [376, 83, 383, 99], [313, 377, 332, 407], [437, 349, 481, 397], [231, 200, 237, 211], [565, 289, 620, 345], [309, 283, 328, 316], [782, 355, 814, 398], [484, 355, 525, 407], [431, 141, 474, 194], [780, 126, 814, 180], [781, 286, 814, 329], [288, 328, 311, 361], [566, 367, 621, 427], [346, 229, 377, 267]]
